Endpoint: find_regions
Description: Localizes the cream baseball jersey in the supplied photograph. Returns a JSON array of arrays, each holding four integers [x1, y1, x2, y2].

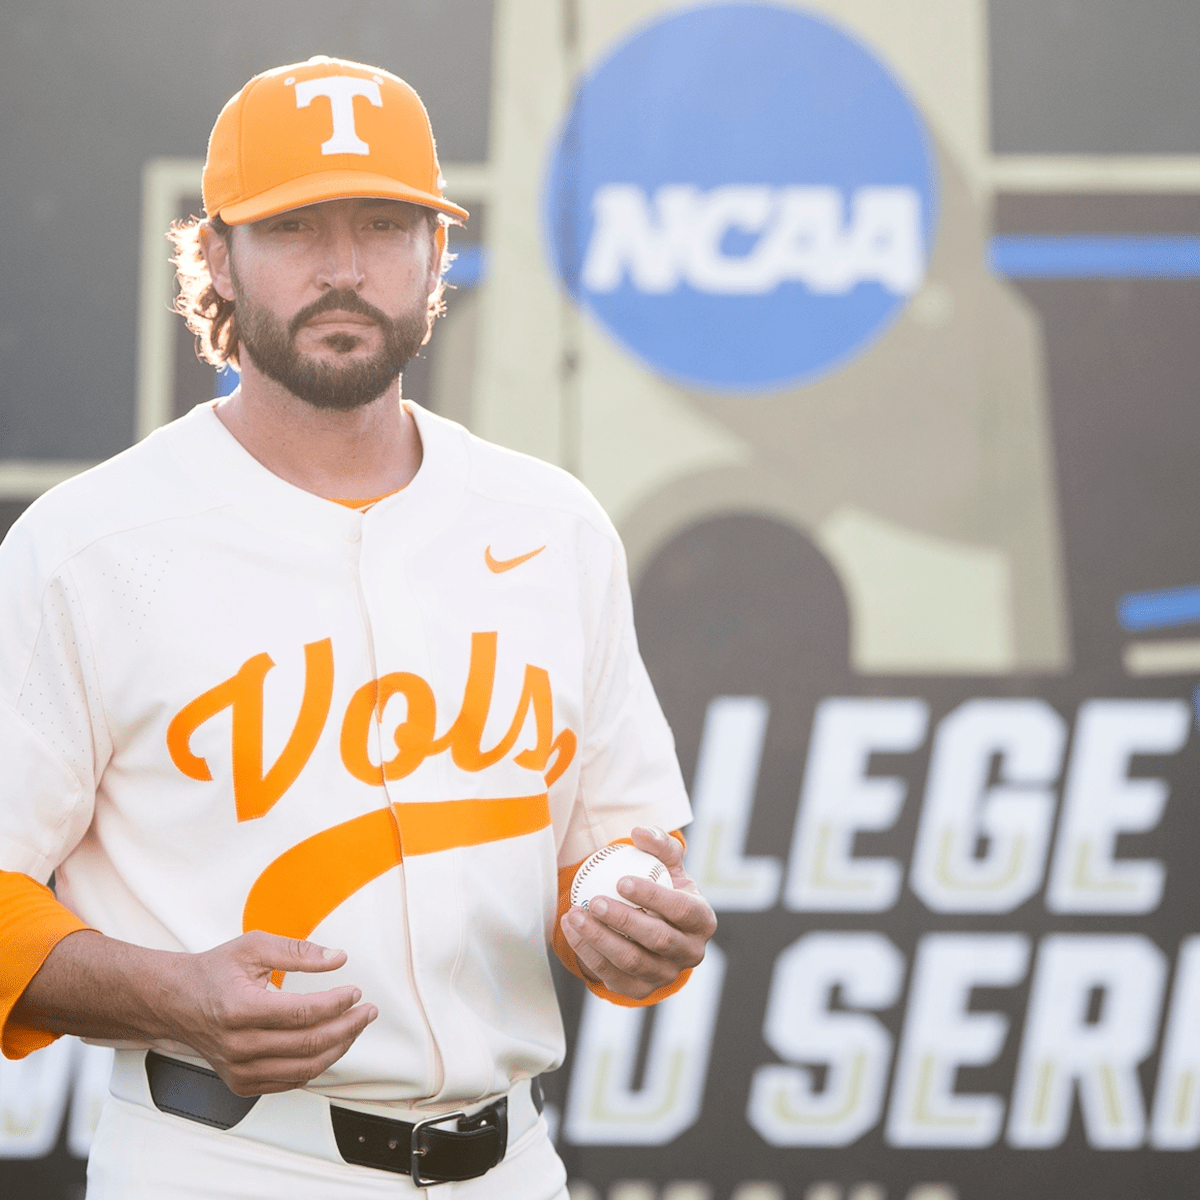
[[0, 401, 691, 1105]]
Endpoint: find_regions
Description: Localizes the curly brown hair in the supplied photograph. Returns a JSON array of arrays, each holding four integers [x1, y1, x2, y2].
[[167, 208, 451, 368]]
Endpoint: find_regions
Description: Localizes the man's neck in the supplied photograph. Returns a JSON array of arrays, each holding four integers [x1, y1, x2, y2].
[[214, 360, 423, 501]]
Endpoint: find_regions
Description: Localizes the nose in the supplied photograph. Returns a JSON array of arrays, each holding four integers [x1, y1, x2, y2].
[[314, 219, 365, 292]]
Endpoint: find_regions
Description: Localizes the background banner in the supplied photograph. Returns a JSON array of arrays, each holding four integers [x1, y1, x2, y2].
[[4, 3, 1200, 1197]]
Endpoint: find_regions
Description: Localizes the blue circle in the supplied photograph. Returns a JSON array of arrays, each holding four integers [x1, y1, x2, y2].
[[544, 4, 939, 393]]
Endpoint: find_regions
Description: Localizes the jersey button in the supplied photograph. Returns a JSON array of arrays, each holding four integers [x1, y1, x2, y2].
[[348, 527, 361, 543]]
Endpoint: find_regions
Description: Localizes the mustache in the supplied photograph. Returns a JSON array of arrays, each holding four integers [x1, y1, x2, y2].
[[287, 290, 393, 339]]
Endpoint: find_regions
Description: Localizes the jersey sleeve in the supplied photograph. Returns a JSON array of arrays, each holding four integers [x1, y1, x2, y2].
[[0, 523, 106, 1057], [0, 871, 93, 1059], [0, 523, 105, 880], [555, 525, 692, 868], [0, 699, 95, 881]]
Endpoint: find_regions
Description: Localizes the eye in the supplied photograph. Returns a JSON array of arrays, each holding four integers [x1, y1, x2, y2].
[[366, 215, 412, 233], [271, 218, 305, 233]]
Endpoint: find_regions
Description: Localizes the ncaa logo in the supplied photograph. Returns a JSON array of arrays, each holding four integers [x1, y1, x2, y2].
[[544, 4, 939, 392]]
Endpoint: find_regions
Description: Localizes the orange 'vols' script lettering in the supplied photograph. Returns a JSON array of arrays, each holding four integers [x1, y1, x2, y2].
[[171, 638, 575, 979], [243, 794, 551, 985], [435, 631, 555, 771], [167, 639, 334, 822], [340, 670, 436, 784], [170, 633, 577, 810], [339, 632, 577, 785]]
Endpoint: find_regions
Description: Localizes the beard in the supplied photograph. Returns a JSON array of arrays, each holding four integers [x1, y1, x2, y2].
[[233, 283, 430, 412]]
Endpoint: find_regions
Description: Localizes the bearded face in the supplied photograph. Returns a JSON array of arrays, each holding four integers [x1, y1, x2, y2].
[[230, 264, 431, 412]]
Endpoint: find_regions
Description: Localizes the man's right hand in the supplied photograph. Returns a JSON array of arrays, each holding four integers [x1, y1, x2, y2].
[[166, 931, 378, 1095], [13, 928, 378, 1096]]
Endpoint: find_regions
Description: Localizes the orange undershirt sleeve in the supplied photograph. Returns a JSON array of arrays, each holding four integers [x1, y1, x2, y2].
[[552, 831, 692, 1008], [0, 870, 93, 1060]]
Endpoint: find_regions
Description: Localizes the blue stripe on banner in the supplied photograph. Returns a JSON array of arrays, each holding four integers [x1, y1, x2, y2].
[[1118, 585, 1200, 632], [445, 244, 487, 288], [990, 236, 1200, 279], [215, 364, 239, 397]]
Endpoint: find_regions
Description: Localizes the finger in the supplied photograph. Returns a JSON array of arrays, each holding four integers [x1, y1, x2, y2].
[[614, 875, 718, 937], [219, 1001, 378, 1078], [561, 908, 680, 991], [630, 826, 685, 878], [230, 984, 366, 1032], [586, 895, 704, 966], [237, 932, 350, 976], [559, 910, 649, 997], [241, 1038, 365, 1094], [249, 1000, 377, 1063], [222, 1030, 369, 1095]]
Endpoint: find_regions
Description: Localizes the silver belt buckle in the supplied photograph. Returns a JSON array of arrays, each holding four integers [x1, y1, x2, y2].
[[410, 1109, 466, 1187]]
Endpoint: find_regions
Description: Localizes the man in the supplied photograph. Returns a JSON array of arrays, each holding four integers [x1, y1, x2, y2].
[[0, 57, 715, 1198]]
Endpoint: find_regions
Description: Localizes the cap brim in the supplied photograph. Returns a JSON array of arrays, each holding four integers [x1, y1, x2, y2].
[[218, 169, 470, 225]]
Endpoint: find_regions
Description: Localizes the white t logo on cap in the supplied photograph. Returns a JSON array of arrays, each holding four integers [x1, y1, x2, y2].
[[294, 75, 382, 155]]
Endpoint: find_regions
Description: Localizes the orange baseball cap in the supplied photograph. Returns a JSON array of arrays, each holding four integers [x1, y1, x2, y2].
[[202, 56, 469, 227]]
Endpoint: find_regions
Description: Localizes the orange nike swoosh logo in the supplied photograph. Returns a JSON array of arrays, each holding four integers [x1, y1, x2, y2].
[[485, 545, 545, 574]]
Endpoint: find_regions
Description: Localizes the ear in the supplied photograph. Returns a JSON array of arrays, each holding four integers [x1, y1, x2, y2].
[[199, 221, 236, 302], [428, 221, 446, 294]]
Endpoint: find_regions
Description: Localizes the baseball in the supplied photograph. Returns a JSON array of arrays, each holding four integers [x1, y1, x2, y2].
[[571, 844, 673, 910]]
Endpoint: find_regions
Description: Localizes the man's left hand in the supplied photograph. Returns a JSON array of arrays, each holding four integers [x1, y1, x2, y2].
[[559, 826, 717, 1000]]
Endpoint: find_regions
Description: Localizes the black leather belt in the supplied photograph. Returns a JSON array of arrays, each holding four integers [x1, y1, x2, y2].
[[144, 1051, 510, 1186]]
